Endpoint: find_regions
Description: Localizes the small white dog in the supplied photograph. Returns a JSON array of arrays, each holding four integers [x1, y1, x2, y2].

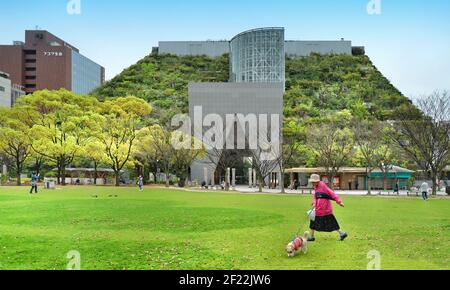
[[286, 231, 310, 257]]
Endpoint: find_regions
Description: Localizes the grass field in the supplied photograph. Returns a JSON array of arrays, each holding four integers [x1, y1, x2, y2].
[[0, 186, 448, 270]]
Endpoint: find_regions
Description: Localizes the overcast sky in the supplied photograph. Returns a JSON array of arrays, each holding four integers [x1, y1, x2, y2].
[[2, 0, 449, 99]]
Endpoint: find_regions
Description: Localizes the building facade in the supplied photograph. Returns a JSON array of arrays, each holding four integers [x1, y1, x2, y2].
[[158, 41, 230, 58], [0, 30, 104, 95], [0, 71, 12, 107], [173, 27, 359, 188], [286, 166, 415, 191], [158, 29, 356, 59], [285, 40, 352, 57], [11, 84, 26, 106], [229, 28, 285, 83], [189, 82, 284, 186]]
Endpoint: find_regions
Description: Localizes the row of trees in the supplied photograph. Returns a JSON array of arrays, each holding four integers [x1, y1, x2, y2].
[[284, 91, 449, 195], [0, 89, 203, 187], [1, 89, 447, 194]]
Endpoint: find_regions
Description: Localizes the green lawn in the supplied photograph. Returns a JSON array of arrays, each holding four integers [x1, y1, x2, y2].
[[0, 186, 448, 270]]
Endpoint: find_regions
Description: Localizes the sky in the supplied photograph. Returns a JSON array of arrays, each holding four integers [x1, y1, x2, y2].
[[1, 0, 449, 99]]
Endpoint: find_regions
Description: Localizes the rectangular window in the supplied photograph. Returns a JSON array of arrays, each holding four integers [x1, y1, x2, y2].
[[26, 76, 36, 80], [24, 50, 37, 55], [25, 84, 36, 89], [0, 86, 5, 92], [25, 67, 36, 72], [25, 59, 36, 63]]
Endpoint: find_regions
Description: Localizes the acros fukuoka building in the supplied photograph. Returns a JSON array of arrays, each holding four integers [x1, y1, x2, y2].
[[229, 28, 285, 83], [0, 30, 105, 96], [159, 27, 362, 187]]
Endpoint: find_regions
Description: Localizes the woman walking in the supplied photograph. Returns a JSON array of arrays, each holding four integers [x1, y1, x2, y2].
[[420, 182, 429, 201], [308, 174, 348, 242], [138, 175, 144, 192], [29, 172, 39, 194]]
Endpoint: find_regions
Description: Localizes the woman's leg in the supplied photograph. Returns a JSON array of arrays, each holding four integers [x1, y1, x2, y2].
[[308, 230, 316, 241], [338, 229, 348, 241]]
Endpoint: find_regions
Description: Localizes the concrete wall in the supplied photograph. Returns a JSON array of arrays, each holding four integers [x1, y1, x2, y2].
[[158, 40, 353, 58], [159, 41, 230, 58], [188, 82, 284, 184], [0, 75, 12, 107], [285, 40, 352, 57]]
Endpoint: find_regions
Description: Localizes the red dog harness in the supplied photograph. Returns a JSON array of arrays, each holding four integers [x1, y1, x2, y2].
[[292, 237, 304, 251]]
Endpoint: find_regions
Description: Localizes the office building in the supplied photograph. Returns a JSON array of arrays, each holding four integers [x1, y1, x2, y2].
[[0, 71, 12, 107], [0, 30, 105, 95]]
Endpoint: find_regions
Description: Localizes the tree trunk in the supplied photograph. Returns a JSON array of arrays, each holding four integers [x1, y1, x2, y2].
[[153, 170, 158, 183], [280, 171, 285, 194], [367, 175, 372, 195], [61, 164, 66, 186], [165, 168, 170, 188], [94, 161, 98, 185], [115, 172, 120, 187], [431, 171, 438, 196], [35, 158, 43, 176], [225, 170, 230, 191], [16, 167, 21, 186], [57, 165, 61, 185], [329, 173, 336, 190]]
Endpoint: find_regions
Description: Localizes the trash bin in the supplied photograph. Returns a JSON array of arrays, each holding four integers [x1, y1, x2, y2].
[[45, 179, 56, 189]]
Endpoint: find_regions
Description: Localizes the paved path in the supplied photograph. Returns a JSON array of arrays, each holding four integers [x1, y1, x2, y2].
[[186, 185, 448, 197]]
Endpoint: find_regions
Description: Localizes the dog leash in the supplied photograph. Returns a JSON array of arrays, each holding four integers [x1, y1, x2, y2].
[[295, 207, 312, 238], [295, 192, 317, 238]]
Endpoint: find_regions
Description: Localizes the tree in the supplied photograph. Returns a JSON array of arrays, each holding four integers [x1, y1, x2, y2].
[[389, 91, 450, 195], [251, 146, 280, 193], [98, 97, 152, 186], [15, 90, 101, 185], [307, 123, 355, 189], [278, 120, 304, 193], [0, 108, 32, 185], [140, 125, 175, 187], [134, 128, 161, 184], [29, 152, 45, 176], [353, 120, 390, 194], [170, 130, 205, 187], [83, 141, 107, 185]]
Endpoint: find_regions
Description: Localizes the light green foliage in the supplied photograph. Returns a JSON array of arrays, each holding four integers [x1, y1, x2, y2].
[[93, 53, 418, 170], [96, 97, 153, 186], [0, 107, 33, 185], [93, 53, 229, 125], [14, 90, 103, 184]]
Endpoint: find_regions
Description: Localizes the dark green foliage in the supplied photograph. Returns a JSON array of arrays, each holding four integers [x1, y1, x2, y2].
[[93, 53, 229, 125], [93, 52, 414, 125], [285, 53, 411, 122], [352, 46, 366, 56]]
